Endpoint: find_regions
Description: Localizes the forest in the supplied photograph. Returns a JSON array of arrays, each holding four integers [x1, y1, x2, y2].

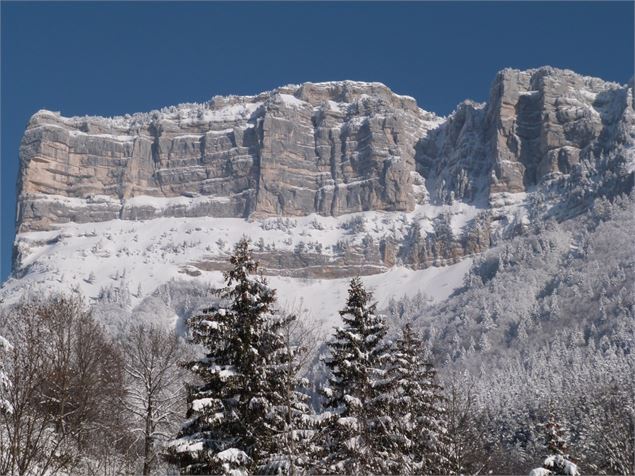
[[0, 193, 633, 476]]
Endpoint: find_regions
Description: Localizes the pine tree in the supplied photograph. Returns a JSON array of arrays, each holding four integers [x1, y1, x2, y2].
[[317, 277, 395, 475], [166, 238, 311, 475], [389, 324, 450, 474]]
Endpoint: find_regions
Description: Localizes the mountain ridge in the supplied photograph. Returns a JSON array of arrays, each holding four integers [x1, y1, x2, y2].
[[16, 66, 633, 232], [4, 66, 634, 327]]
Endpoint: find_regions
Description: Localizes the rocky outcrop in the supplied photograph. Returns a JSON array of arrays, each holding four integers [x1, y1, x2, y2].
[[416, 100, 489, 204], [485, 67, 629, 193], [417, 67, 634, 205], [188, 213, 493, 278]]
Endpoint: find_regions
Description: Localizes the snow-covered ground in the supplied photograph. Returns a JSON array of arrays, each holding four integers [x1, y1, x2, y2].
[[267, 259, 472, 328], [2, 202, 482, 331]]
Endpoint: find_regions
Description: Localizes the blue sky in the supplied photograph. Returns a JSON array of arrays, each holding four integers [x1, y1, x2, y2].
[[1, 1, 633, 282]]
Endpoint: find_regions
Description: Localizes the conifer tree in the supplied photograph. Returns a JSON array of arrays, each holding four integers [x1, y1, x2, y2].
[[543, 411, 569, 458], [529, 412, 580, 476], [389, 324, 450, 474], [166, 238, 311, 475], [317, 277, 395, 475], [260, 311, 317, 475]]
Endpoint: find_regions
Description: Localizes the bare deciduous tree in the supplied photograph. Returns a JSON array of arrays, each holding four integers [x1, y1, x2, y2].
[[0, 295, 130, 476], [120, 322, 188, 475]]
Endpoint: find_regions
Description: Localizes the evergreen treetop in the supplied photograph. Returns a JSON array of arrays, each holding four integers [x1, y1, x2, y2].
[[389, 323, 450, 474]]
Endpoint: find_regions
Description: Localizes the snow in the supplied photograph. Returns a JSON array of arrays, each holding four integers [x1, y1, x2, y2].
[[278, 94, 307, 108], [215, 448, 251, 474], [123, 194, 232, 213], [529, 468, 552, 476], [343, 395, 362, 407], [327, 100, 347, 113], [215, 448, 249, 463], [269, 260, 472, 328], [579, 89, 598, 102], [543, 455, 580, 476], [168, 436, 205, 454], [34, 98, 265, 132], [195, 102, 262, 124], [310, 80, 387, 88], [67, 129, 136, 142], [213, 367, 238, 380], [3, 198, 495, 332], [30, 80, 445, 147], [337, 417, 359, 430], [172, 133, 206, 139], [489, 192, 528, 208], [200, 320, 220, 329], [0, 336, 13, 351], [488, 191, 530, 236], [191, 397, 215, 412], [24, 193, 121, 208], [28, 123, 136, 142]]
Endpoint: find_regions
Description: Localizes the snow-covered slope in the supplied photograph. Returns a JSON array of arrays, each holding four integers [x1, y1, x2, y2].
[[3, 204, 479, 329]]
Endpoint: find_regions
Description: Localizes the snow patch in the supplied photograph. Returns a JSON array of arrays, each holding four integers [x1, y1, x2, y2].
[[278, 94, 307, 108]]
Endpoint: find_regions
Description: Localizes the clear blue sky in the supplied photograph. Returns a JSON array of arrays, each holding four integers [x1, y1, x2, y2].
[[1, 1, 633, 282]]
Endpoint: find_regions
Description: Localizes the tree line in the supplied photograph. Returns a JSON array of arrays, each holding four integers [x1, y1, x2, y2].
[[1, 238, 621, 475]]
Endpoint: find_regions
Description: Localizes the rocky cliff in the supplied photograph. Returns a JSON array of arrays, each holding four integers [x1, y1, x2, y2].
[[17, 81, 441, 232], [417, 67, 634, 204], [17, 68, 633, 234], [9, 67, 634, 286]]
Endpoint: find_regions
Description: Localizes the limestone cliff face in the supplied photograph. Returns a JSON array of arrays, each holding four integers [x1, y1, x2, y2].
[[486, 67, 633, 194], [8, 68, 635, 290], [17, 81, 440, 232], [16, 68, 634, 237]]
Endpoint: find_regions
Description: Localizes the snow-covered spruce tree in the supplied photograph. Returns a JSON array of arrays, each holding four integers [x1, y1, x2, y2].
[[529, 453, 581, 476], [317, 277, 396, 475], [543, 411, 569, 458], [529, 412, 579, 476], [261, 311, 317, 475], [166, 239, 312, 475], [389, 324, 450, 474]]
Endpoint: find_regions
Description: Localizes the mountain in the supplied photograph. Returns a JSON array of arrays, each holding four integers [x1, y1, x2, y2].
[[2, 66, 633, 329]]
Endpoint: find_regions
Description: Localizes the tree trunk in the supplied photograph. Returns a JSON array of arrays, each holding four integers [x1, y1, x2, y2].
[[143, 399, 153, 476]]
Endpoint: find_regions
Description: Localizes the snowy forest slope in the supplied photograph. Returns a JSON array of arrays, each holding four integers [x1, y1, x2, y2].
[[383, 192, 635, 474]]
